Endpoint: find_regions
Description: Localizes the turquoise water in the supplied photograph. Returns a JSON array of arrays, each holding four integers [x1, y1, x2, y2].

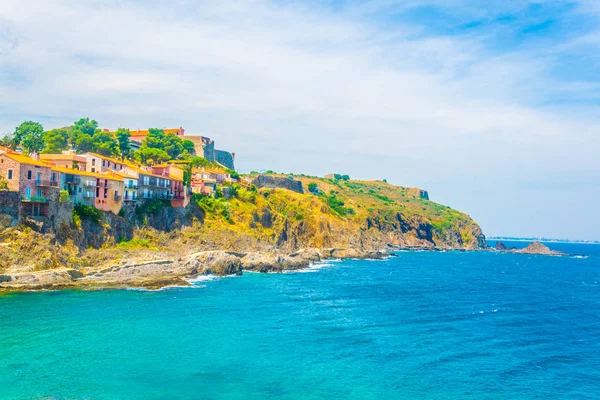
[[1, 242, 599, 399]]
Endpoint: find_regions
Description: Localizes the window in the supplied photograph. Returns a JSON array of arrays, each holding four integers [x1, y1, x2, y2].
[[51, 172, 56, 181], [92, 159, 96, 166], [91, 168, 95, 173], [37, 188, 42, 197], [7, 169, 12, 179], [25, 187, 31, 199], [27, 170, 32, 180], [102, 160, 106, 167]]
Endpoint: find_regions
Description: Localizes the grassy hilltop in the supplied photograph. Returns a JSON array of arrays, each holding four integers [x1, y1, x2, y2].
[[191, 174, 485, 252]]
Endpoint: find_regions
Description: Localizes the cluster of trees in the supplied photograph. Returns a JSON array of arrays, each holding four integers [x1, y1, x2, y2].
[[2, 119, 130, 158], [133, 128, 195, 164], [3, 119, 197, 166], [332, 174, 350, 181]]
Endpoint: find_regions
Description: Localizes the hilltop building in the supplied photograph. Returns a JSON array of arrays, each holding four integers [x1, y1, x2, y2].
[[101, 126, 236, 170]]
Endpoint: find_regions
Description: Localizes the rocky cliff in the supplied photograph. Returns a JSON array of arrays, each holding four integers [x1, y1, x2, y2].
[[0, 176, 487, 290]]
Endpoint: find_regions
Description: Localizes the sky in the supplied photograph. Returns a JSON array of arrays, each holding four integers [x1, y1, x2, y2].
[[0, 0, 599, 240]]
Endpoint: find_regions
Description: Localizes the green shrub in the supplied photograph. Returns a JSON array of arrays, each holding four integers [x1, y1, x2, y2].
[[307, 182, 319, 194], [117, 237, 151, 249], [59, 190, 70, 203], [73, 203, 102, 224], [320, 193, 354, 217], [136, 198, 171, 217], [195, 196, 233, 223]]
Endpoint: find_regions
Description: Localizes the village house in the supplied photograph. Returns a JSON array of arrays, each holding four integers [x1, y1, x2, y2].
[[137, 168, 172, 201], [191, 171, 216, 196], [95, 171, 124, 214], [152, 164, 189, 207], [114, 171, 139, 202], [40, 151, 87, 170], [0, 152, 58, 217], [83, 153, 127, 174], [52, 166, 97, 207]]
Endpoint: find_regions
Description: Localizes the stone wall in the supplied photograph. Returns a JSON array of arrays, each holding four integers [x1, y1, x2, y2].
[[0, 191, 20, 228], [215, 150, 235, 170], [184, 135, 235, 170], [0, 154, 22, 192], [185, 136, 215, 162], [252, 175, 304, 194]]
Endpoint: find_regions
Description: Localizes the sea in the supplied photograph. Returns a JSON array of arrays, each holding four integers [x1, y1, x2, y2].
[[0, 241, 599, 400]]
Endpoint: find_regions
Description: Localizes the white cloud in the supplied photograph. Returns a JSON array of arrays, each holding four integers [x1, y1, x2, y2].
[[0, 0, 599, 239]]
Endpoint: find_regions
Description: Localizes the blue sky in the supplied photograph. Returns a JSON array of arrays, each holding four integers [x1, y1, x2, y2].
[[1, 0, 599, 240]]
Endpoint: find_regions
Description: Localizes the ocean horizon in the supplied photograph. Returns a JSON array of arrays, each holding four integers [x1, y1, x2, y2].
[[1, 241, 599, 399]]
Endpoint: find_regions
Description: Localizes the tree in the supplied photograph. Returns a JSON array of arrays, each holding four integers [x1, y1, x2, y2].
[[182, 139, 195, 154], [342, 175, 350, 181], [115, 128, 131, 159], [144, 128, 165, 149], [189, 156, 209, 169], [134, 146, 170, 165], [308, 182, 319, 194], [92, 131, 119, 157], [0, 134, 13, 147], [75, 134, 95, 153], [162, 133, 184, 159], [21, 128, 45, 154], [0, 174, 8, 191], [42, 128, 70, 153], [71, 117, 100, 152], [73, 118, 99, 136], [142, 128, 190, 160], [13, 121, 43, 150], [334, 174, 342, 180]]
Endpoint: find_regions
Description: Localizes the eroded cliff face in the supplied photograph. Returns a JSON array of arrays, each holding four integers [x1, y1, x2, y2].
[[0, 178, 487, 276]]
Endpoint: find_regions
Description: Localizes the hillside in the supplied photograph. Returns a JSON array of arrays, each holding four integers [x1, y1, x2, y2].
[[195, 176, 486, 252], [0, 176, 486, 290]]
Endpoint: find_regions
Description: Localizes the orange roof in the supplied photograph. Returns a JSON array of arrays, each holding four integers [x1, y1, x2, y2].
[[137, 169, 174, 180], [3, 153, 49, 167], [107, 128, 183, 137], [40, 154, 87, 162], [85, 152, 127, 166], [113, 171, 138, 180], [168, 173, 183, 181], [51, 166, 99, 178], [100, 171, 124, 182]]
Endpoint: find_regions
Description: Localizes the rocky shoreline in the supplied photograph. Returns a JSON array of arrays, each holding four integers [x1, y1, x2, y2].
[[0, 241, 570, 293], [0, 247, 393, 293]]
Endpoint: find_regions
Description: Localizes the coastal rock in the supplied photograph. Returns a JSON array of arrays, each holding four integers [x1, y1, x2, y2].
[[185, 251, 243, 276], [495, 241, 508, 251], [240, 252, 308, 272], [288, 248, 324, 263], [518, 242, 565, 256], [5, 269, 78, 288], [329, 248, 387, 259]]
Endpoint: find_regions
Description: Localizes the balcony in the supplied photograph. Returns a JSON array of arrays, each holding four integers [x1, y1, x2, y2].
[[64, 177, 81, 185], [124, 194, 138, 201], [114, 193, 121, 201], [173, 193, 185, 200], [36, 180, 59, 188], [83, 180, 96, 187], [83, 192, 95, 198], [126, 183, 138, 189], [22, 196, 49, 203]]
